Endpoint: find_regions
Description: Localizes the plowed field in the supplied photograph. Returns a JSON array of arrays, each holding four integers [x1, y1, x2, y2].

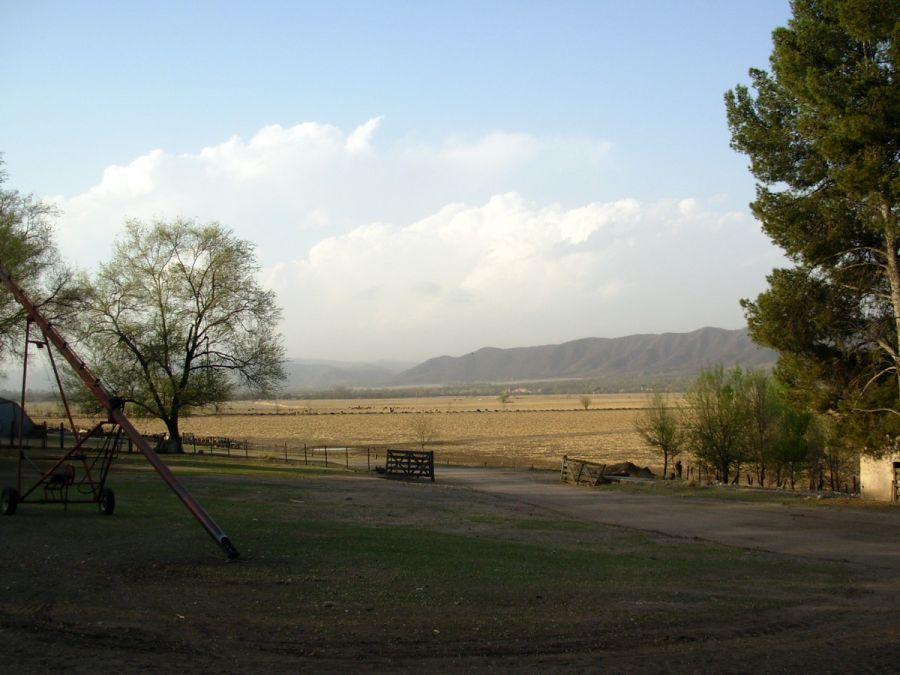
[[29, 394, 671, 471]]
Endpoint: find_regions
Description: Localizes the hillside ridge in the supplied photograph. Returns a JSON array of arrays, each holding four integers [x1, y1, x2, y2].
[[391, 327, 775, 386]]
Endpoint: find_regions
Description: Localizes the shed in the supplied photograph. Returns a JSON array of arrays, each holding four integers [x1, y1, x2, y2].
[[859, 453, 900, 502], [0, 397, 38, 439]]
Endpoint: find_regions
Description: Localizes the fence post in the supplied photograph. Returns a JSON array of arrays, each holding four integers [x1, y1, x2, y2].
[[245, 440, 248, 458], [59, 422, 64, 449], [284, 442, 287, 462], [345, 447, 349, 469], [304, 443, 308, 465], [324, 445, 328, 467]]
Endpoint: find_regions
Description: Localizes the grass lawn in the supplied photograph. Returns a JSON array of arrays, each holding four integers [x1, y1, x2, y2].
[[0, 454, 887, 672]]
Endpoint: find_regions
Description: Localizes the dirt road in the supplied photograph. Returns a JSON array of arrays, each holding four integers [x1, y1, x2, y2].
[[439, 467, 900, 574]]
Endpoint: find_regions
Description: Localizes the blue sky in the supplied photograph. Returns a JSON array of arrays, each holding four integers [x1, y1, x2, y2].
[[2, 1, 793, 361]]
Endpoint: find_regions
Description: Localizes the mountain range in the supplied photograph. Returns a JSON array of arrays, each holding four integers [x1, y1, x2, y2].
[[281, 327, 776, 392]]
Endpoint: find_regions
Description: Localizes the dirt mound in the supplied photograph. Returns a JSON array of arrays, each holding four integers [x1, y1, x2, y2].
[[604, 461, 655, 479]]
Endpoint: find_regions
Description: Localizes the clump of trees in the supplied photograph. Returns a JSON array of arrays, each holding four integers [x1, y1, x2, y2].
[[640, 366, 858, 492]]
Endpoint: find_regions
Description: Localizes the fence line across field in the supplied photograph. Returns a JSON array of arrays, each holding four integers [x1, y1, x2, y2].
[[0, 420, 548, 470], [1, 420, 860, 493]]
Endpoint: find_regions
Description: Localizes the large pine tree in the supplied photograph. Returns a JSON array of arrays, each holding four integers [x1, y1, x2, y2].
[[726, 0, 900, 448]]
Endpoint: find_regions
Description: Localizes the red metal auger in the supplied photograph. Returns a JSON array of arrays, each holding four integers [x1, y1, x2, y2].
[[0, 264, 239, 559]]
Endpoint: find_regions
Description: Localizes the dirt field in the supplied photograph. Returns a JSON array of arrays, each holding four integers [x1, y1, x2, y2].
[[1, 455, 899, 672], [28, 394, 664, 472]]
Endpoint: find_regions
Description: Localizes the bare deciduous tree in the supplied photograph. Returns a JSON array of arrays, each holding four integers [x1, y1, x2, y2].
[[410, 412, 438, 450]]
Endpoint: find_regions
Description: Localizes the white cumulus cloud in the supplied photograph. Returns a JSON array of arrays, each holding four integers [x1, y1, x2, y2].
[[265, 193, 773, 361], [48, 118, 781, 361]]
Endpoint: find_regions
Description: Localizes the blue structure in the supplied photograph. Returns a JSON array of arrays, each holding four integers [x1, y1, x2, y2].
[[0, 397, 38, 438]]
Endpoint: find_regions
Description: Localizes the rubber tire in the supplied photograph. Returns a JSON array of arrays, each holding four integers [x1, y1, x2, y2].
[[1, 487, 18, 516], [98, 488, 115, 516]]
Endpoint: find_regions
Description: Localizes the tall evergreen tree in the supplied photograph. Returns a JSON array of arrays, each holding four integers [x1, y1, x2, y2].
[[725, 0, 900, 447]]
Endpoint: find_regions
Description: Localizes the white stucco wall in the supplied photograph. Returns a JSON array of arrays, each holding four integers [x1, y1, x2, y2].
[[859, 454, 900, 502]]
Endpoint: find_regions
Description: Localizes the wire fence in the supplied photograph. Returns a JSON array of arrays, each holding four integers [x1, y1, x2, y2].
[[0, 421, 463, 472]]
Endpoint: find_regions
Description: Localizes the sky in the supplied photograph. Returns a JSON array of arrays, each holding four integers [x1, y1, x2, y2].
[[2, 0, 793, 363]]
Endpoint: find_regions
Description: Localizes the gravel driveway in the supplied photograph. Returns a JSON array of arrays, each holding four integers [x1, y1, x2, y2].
[[439, 466, 900, 574]]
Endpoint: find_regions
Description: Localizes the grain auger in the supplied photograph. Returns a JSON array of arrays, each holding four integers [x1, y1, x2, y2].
[[0, 264, 239, 559]]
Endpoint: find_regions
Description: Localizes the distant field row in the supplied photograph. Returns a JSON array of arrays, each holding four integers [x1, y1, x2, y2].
[[218, 393, 663, 414]]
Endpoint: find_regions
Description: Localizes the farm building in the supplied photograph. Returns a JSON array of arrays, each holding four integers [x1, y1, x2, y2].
[[0, 397, 39, 439], [859, 454, 900, 502]]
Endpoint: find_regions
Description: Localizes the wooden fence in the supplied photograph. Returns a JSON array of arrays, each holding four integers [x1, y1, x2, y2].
[[382, 449, 435, 481], [560, 455, 609, 486]]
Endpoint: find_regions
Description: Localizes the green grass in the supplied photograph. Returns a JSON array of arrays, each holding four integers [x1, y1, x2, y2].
[[0, 453, 866, 667]]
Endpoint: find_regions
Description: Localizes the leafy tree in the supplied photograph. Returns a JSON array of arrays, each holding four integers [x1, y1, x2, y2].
[[683, 366, 749, 484], [0, 157, 73, 357], [805, 414, 860, 492], [634, 391, 683, 478], [743, 369, 785, 486], [726, 0, 900, 447], [78, 219, 285, 452], [772, 406, 813, 490]]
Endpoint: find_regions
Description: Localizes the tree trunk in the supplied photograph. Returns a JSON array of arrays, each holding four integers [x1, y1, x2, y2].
[[882, 214, 900, 403], [164, 416, 183, 454]]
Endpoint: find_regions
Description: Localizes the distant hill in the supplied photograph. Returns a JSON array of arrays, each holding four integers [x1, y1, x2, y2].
[[391, 327, 776, 387]]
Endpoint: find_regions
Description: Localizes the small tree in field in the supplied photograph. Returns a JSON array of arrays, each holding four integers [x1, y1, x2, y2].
[[579, 395, 592, 410], [410, 413, 438, 450], [634, 391, 683, 478]]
